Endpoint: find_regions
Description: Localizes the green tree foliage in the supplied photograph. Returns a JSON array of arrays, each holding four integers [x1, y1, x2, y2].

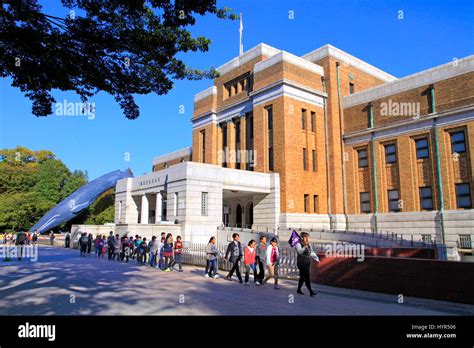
[[0, 146, 102, 232], [1, 0, 236, 119]]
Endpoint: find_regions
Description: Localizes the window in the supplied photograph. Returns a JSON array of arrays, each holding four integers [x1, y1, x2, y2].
[[349, 83, 355, 94], [385, 144, 397, 164], [360, 192, 370, 213], [312, 150, 317, 172], [388, 189, 400, 212], [302, 109, 306, 130], [303, 148, 308, 171], [419, 187, 433, 210], [455, 183, 472, 209], [415, 138, 429, 159], [304, 194, 309, 213], [232, 83, 238, 95], [459, 235, 472, 249], [313, 195, 318, 213], [235, 120, 241, 143], [200, 130, 206, 163], [246, 113, 254, 139], [422, 234, 432, 243], [266, 106, 273, 130], [311, 111, 316, 132], [450, 131, 466, 153], [174, 192, 178, 216], [358, 149, 368, 168], [222, 124, 227, 167], [201, 192, 208, 216], [225, 85, 231, 98], [268, 147, 274, 171]]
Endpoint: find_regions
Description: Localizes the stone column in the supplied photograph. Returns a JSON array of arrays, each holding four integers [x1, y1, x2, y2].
[[140, 194, 149, 224], [155, 192, 162, 223]]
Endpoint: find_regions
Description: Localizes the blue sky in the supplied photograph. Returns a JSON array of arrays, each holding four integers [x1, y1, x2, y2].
[[1, 0, 473, 179]]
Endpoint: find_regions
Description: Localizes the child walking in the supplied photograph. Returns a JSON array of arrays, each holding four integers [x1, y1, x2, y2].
[[244, 239, 257, 286]]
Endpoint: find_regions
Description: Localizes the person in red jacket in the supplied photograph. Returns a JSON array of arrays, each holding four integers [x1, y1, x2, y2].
[[171, 236, 184, 272], [244, 239, 257, 286]]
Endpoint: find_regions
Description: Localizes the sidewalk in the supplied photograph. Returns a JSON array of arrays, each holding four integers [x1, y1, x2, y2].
[[0, 245, 473, 315]]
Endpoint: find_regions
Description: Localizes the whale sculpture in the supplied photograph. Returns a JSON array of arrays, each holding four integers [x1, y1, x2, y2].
[[31, 169, 133, 234]]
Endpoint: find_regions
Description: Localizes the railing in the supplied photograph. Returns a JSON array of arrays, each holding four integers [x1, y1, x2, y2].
[[182, 242, 302, 279]]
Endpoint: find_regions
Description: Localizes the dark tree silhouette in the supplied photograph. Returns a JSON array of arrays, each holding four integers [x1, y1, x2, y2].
[[0, 0, 237, 119]]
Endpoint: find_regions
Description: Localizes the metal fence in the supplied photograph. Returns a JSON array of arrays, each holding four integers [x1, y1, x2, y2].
[[182, 242, 301, 279]]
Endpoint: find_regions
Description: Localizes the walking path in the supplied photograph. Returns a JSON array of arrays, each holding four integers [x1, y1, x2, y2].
[[0, 245, 473, 315]]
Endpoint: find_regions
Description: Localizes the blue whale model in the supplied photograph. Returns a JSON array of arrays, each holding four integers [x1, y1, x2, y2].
[[31, 169, 133, 234]]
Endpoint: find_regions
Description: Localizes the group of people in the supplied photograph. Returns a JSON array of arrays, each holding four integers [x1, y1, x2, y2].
[[1, 230, 39, 246], [78, 231, 184, 272], [205, 232, 319, 296], [76, 230, 319, 297]]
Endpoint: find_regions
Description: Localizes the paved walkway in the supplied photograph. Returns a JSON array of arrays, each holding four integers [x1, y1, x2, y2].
[[0, 245, 473, 315]]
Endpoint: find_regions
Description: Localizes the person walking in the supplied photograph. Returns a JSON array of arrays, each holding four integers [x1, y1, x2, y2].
[[100, 235, 106, 258], [107, 231, 115, 260], [138, 237, 148, 264], [296, 232, 319, 297], [49, 231, 55, 246], [122, 236, 131, 263], [148, 236, 159, 268], [87, 233, 93, 254], [94, 235, 101, 257], [15, 229, 27, 261], [171, 236, 184, 272], [244, 239, 258, 286], [255, 236, 267, 286], [64, 232, 70, 248], [79, 233, 88, 256], [112, 234, 121, 261], [163, 234, 174, 272], [32, 230, 38, 246], [225, 233, 243, 283], [205, 236, 219, 278], [129, 236, 135, 260], [265, 237, 280, 290], [157, 236, 165, 270]]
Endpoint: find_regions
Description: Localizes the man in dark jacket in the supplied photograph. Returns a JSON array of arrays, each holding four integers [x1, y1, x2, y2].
[[15, 230, 27, 261], [107, 231, 115, 260], [225, 233, 243, 283]]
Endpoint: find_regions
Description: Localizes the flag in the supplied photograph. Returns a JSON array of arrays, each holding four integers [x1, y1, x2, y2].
[[288, 230, 301, 248]]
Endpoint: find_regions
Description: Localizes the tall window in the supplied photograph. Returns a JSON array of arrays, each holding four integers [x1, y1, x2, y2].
[[222, 124, 227, 167], [415, 138, 429, 159], [303, 148, 308, 171], [174, 192, 178, 216], [235, 120, 241, 143], [360, 192, 370, 213], [304, 194, 309, 213], [349, 83, 355, 94], [388, 189, 400, 212], [302, 109, 306, 130], [268, 147, 274, 171], [385, 144, 397, 164], [266, 106, 274, 172], [450, 131, 466, 153], [201, 192, 208, 216], [455, 183, 472, 209], [200, 130, 206, 163], [246, 113, 254, 171], [419, 186, 433, 210], [312, 150, 317, 172], [358, 149, 368, 168], [311, 111, 316, 132], [267, 106, 273, 130], [313, 195, 318, 213]]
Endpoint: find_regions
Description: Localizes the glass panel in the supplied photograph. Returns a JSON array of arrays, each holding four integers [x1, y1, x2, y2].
[[458, 196, 471, 208], [451, 131, 465, 143], [388, 190, 399, 200], [456, 184, 470, 195], [452, 142, 466, 153], [417, 149, 429, 158], [416, 138, 428, 149]]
